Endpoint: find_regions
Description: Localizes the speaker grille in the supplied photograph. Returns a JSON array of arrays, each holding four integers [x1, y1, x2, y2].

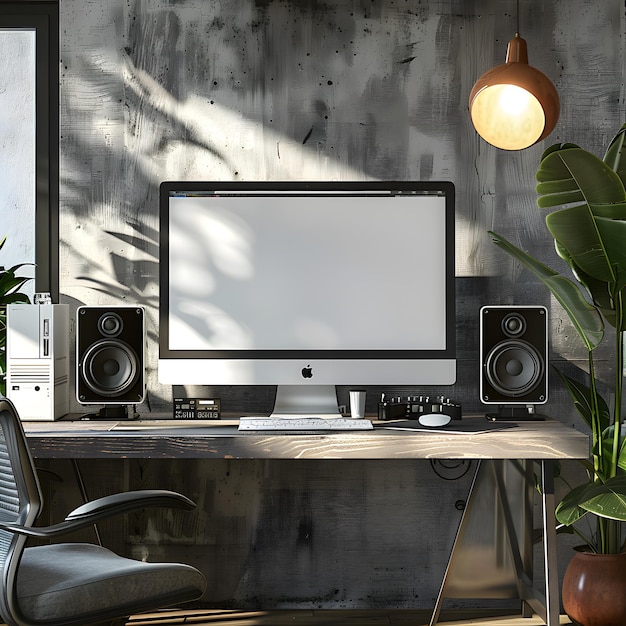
[[81, 339, 140, 397], [76, 306, 145, 405], [484, 340, 544, 396], [480, 306, 548, 405]]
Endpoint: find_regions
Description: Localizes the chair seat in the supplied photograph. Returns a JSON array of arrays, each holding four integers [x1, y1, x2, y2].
[[17, 543, 206, 624]]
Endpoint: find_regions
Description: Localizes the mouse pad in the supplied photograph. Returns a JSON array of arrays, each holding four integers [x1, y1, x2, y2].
[[376, 419, 519, 434]]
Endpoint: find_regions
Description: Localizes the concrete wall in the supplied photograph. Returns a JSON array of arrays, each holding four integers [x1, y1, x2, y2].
[[53, 0, 625, 610]]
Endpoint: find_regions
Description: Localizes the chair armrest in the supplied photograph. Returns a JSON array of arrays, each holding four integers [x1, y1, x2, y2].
[[0, 489, 196, 538], [67, 489, 196, 520]]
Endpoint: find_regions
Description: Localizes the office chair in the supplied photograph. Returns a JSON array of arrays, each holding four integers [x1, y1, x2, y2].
[[0, 397, 207, 626]]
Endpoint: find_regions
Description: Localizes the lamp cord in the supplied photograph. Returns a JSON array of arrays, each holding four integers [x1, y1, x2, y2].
[[516, 0, 520, 34]]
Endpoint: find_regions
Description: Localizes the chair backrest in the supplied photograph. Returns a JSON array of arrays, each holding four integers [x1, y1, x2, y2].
[[0, 398, 43, 626]]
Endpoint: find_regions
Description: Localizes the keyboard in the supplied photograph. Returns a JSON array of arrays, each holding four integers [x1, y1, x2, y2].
[[238, 417, 374, 431]]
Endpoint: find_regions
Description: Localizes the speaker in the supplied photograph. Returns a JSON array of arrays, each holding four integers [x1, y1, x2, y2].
[[480, 305, 548, 406], [76, 306, 146, 405]]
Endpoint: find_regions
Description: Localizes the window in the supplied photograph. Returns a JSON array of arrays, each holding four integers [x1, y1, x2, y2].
[[0, 2, 58, 299]]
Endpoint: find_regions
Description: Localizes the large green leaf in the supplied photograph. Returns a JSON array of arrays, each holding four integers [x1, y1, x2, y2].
[[547, 208, 626, 296], [553, 239, 617, 325], [618, 439, 626, 472], [537, 146, 626, 209], [578, 476, 626, 521], [556, 482, 593, 526], [0, 264, 33, 304], [595, 216, 626, 291], [588, 201, 626, 219], [554, 368, 610, 432], [0, 278, 31, 305], [488, 231, 604, 350], [563, 261, 617, 326], [604, 123, 626, 188], [557, 478, 626, 525], [0, 293, 29, 306], [540, 142, 580, 160], [546, 206, 615, 284]]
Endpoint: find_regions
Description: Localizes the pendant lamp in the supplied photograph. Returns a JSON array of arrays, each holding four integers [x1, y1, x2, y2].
[[469, 21, 559, 150]]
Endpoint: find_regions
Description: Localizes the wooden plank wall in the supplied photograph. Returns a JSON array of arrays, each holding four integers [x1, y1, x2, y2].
[[53, 0, 624, 610]]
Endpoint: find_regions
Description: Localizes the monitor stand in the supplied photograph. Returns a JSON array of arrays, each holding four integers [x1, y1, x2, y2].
[[270, 385, 342, 418]]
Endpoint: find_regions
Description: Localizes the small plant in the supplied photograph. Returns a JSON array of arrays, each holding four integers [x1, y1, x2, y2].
[[489, 124, 626, 554], [0, 235, 33, 395]]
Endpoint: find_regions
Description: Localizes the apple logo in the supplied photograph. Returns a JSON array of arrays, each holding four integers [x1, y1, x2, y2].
[[301, 365, 313, 379]]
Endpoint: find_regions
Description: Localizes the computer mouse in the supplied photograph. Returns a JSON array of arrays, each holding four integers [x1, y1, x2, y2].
[[418, 412, 452, 428]]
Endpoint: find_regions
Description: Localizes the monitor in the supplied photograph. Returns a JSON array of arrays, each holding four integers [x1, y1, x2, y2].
[[158, 181, 456, 417]]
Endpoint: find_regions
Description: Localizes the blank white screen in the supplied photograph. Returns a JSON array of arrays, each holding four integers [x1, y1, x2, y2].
[[167, 194, 447, 352]]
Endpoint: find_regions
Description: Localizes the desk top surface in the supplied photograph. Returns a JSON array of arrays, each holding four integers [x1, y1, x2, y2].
[[22, 415, 589, 460]]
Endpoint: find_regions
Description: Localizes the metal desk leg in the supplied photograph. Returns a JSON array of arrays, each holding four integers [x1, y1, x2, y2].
[[540, 459, 559, 626], [429, 459, 559, 626], [428, 460, 482, 626]]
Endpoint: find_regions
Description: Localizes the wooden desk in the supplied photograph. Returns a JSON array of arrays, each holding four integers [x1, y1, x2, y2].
[[22, 416, 588, 626], [22, 416, 587, 461]]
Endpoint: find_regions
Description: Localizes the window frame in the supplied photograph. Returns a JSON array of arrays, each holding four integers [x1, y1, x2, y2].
[[0, 1, 59, 300]]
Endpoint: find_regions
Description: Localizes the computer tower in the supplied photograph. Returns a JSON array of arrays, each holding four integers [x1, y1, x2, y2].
[[6, 303, 70, 421]]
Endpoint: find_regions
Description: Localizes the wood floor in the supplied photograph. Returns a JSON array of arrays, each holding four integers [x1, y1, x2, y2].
[[125, 609, 574, 625]]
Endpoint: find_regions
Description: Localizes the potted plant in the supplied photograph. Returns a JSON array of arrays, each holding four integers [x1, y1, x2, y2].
[[0, 235, 32, 396], [488, 124, 626, 625]]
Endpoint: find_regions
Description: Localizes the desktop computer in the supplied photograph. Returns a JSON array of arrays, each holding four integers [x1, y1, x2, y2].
[[6, 303, 70, 421]]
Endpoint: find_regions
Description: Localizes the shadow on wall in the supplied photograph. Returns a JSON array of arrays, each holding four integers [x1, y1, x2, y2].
[[58, 0, 620, 417]]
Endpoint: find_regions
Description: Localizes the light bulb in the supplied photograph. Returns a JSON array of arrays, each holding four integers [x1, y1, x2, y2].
[[471, 84, 545, 150], [469, 34, 559, 150]]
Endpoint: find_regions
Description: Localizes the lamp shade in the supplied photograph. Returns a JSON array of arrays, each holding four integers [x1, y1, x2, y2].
[[469, 34, 559, 150]]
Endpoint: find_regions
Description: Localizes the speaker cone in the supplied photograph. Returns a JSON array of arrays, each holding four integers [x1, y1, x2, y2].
[[97, 312, 123, 337], [501, 312, 526, 337], [81, 339, 139, 397], [484, 339, 544, 397]]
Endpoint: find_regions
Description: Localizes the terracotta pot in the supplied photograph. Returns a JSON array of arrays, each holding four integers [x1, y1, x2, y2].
[[562, 549, 626, 626]]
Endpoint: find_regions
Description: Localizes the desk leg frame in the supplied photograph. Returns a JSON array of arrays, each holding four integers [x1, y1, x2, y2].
[[540, 460, 559, 625], [429, 459, 559, 626]]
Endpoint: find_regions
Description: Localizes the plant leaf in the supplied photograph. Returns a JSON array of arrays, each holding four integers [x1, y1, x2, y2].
[[488, 231, 604, 350], [0, 293, 29, 306], [562, 262, 616, 327], [557, 478, 626, 525], [603, 123, 626, 188], [0, 277, 32, 305], [556, 482, 592, 526], [588, 201, 626, 219], [553, 368, 610, 432], [618, 441, 626, 473], [546, 205, 615, 284], [595, 216, 626, 291], [578, 476, 626, 521], [537, 146, 626, 209], [540, 142, 581, 160]]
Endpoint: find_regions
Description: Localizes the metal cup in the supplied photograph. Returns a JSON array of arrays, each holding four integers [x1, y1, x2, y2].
[[349, 389, 366, 419]]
